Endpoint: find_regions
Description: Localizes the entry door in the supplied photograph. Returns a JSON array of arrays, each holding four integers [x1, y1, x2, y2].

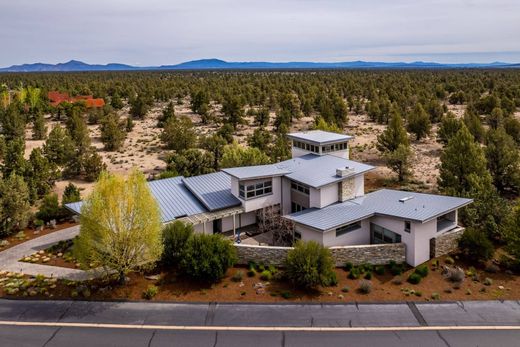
[[213, 219, 222, 234]]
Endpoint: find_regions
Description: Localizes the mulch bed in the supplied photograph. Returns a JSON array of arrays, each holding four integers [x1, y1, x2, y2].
[[0, 222, 77, 252]]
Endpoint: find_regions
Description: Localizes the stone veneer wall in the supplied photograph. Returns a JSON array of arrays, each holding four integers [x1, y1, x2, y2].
[[339, 177, 356, 202], [430, 227, 464, 258], [234, 243, 406, 267]]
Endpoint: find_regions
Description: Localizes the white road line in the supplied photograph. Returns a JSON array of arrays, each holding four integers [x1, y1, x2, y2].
[[0, 321, 518, 332]]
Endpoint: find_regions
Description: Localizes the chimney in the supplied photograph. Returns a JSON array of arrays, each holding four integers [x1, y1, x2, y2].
[[336, 166, 355, 177]]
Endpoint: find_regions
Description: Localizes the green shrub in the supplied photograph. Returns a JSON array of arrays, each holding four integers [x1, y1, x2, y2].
[[348, 268, 360, 279], [341, 286, 350, 293], [179, 233, 237, 283], [142, 285, 158, 300], [247, 269, 256, 277], [364, 272, 372, 280], [257, 264, 266, 272], [431, 292, 440, 300], [260, 270, 272, 281], [231, 271, 243, 282], [389, 262, 404, 275], [358, 280, 372, 294], [281, 291, 293, 299], [414, 265, 429, 278], [359, 263, 373, 273], [374, 265, 385, 275], [483, 277, 493, 286], [161, 221, 193, 266], [444, 256, 455, 265], [247, 261, 257, 271], [268, 265, 278, 274], [344, 262, 353, 271], [36, 194, 63, 222], [407, 273, 422, 284], [459, 228, 494, 263], [284, 241, 336, 289]]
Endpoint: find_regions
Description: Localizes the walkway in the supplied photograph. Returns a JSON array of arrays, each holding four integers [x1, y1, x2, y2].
[[0, 226, 101, 281]]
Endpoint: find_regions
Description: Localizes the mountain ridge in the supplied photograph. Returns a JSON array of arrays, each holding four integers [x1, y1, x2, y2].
[[1, 58, 519, 72]]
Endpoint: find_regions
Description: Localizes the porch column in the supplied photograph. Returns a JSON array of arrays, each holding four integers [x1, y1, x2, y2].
[[232, 214, 236, 238], [203, 222, 206, 234]]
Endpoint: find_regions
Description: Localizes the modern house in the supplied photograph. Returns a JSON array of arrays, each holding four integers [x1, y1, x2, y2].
[[66, 130, 472, 266]]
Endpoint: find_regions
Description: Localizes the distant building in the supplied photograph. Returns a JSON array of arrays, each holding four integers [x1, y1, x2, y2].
[[47, 91, 105, 108], [66, 130, 472, 266]]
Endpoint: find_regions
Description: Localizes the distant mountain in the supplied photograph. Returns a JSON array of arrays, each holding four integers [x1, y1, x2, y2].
[[1, 58, 519, 72]]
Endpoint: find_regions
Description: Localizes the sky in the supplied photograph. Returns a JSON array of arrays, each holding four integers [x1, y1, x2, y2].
[[1, 0, 519, 67]]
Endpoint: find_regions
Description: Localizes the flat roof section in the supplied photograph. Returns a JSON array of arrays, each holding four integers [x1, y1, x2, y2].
[[287, 130, 353, 145]]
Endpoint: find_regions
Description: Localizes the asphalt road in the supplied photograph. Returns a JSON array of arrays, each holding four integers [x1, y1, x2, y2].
[[0, 299, 518, 346]]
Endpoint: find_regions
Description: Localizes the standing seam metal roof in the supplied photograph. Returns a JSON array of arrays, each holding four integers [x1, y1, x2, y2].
[[182, 172, 241, 211], [287, 130, 353, 144]]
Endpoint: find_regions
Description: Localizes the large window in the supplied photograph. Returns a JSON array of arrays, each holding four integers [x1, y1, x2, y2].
[[293, 140, 319, 154], [336, 221, 362, 237], [371, 223, 402, 244], [291, 181, 310, 195], [239, 180, 272, 200], [291, 202, 306, 213]]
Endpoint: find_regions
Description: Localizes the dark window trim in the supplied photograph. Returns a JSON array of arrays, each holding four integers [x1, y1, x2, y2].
[[335, 221, 362, 237]]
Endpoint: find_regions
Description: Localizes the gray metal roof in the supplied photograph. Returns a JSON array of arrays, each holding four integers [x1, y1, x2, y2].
[[222, 164, 291, 180], [148, 177, 206, 222], [279, 154, 374, 188], [183, 172, 241, 211], [285, 201, 374, 231], [287, 130, 353, 144], [64, 201, 82, 215], [285, 189, 473, 231]]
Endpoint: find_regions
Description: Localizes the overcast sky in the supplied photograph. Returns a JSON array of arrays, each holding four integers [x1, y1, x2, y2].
[[1, 0, 519, 66]]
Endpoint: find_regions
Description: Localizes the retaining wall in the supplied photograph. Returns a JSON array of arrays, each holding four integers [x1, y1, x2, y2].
[[234, 243, 406, 267], [430, 227, 464, 258]]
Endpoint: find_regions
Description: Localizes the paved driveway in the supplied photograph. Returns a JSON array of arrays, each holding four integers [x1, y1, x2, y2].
[[0, 226, 101, 280]]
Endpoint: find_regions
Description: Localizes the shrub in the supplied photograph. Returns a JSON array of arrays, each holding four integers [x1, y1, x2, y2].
[[431, 292, 440, 300], [232, 271, 243, 282], [268, 265, 278, 274], [485, 263, 499, 273], [36, 194, 63, 223], [281, 291, 293, 299], [344, 262, 353, 271], [348, 268, 360, 279], [389, 262, 404, 275], [358, 280, 372, 294], [341, 286, 350, 293], [458, 228, 494, 263], [444, 256, 455, 265], [445, 266, 465, 283], [247, 261, 257, 270], [142, 285, 158, 300], [483, 277, 493, 286], [364, 272, 372, 280], [414, 265, 429, 278], [391, 276, 403, 285], [407, 273, 422, 284], [375, 266, 385, 275], [284, 241, 336, 289], [179, 233, 237, 283], [161, 221, 193, 266], [247, 269, 256, 277], [260, 270, 272, 281]]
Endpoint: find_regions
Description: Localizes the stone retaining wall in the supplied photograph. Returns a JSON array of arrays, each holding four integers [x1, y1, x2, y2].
[[430, 227, 464, 258], [234, 243, 406, 267]]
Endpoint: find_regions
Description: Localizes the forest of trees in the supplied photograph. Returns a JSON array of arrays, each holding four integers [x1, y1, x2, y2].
[[1, 69, 520, 268]]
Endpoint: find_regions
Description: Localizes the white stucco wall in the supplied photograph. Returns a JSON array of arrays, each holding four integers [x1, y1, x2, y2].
[[291, 147, 313, 158], [315, 183, 339, 208], [328, 148, 349, 160], [281, 177, 292, 215], [354, 174, 364, 197], [322, 219, 371, 247], [236, 176, 282, 213], [295, 225, 324, 244]]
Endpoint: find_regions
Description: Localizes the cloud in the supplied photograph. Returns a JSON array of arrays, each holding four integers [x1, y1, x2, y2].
[[0, 0, 519, 66]]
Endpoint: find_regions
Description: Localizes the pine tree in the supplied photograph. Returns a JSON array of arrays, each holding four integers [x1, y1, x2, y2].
[[43, 125, 75, 166], [385, 144, 412, 182], [158, 101, 176, 127], [32, 113, 47, 140], [247, 127, 272, 153], [220, 142, 271, 168], [110, 92, 124, 109], [377, 111, 409, 153], [100, 114, 126, 151], [485, 128, 520, 194], [166, 149, 215, 177], [437, 112, 461, 145], [438, 124, 492, 196], [487, 107, 503, 130], [62, 182, 81, 205], [0, 173, 30, 236], [221, 95, 244, 130], [200, 134, 227, 170], [26, 148, 57, 201], [463, 111, 485, 143], [407, 103, 431, 141], [161, 116, 197, 151]]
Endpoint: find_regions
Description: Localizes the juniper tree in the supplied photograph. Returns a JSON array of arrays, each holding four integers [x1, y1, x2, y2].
[[161, 115, 197, 152], [100, 114, 126, 151], [407, 103, 431, 141], [32, 113, 47, 140], [437, 112, 461, 145], [485, 128, 520, 194]]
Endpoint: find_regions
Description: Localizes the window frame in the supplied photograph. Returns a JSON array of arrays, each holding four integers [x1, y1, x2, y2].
[[335, 221, 362, 237], [239, 179, 273, 200], [404, 220, 411, 233]]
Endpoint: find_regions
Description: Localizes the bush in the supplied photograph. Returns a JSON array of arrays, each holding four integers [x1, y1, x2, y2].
[[414, 265, 429, 278], [232, 271, 243, 282], [161, 221, 193, 266], [36, 194, 63, 223], [391, 276, 403, 285], [407, 273, 422, 284], [142, 285, 158, 300], [364, 272, 372, 280], [284, 241, 336, 289], [179, 233, 237, 283], [344, 262, 353, 271], [341, 286, 350, 293], [374, 266, 385, 275], [247, 269, 256, 277], [348, 268, 360, 279], [459, 228, 494, 263], [358, 280, 372, 294], [483, 277, 493, 286], [281, 291, 293, 299], [445, 266, 465, 283], [389, 262, 404, 275], [260, 270, 272, 281], [431, 292, 440, 300], [444, 256, 455, 265]]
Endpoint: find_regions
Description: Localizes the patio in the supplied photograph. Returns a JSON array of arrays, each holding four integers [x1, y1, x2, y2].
[[222, 224, 274, 246]]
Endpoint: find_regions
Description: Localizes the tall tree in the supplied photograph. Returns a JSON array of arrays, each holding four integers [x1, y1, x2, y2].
[[220, 142, 271, 168], [485, 128, 520, 194], [43, 125, 75, 166], [407, 103, 431, 141], [0, 174, 30, 236], [166, 149, 215, 177], [377, 111, 409, 153], [161, 115, 197, 151], [74, 170, 163, 283], [221, 95, 244, 130], [157, 101, 176, 127], [437, 112, 461, 145], [438, 124, 492, 196], [32, 113, 47, 140], [100, 114, 126, 151], [463, 111, 485, 143]]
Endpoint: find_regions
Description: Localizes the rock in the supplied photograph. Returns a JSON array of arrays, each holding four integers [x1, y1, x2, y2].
[[327, 291, 333, 296], [145, 274, 161, 281], [498, 285, 505, 290], [33, 230, 40, 235], [0, 240, 10, 247], [256, 288, 265, 295], [338, 294, 344, 299], [238, 282, 245, 287], [38, 250, 45, 255], [42, 257, 51, 263], [57, 253, 63, 257], [28, 289, 38, 296]]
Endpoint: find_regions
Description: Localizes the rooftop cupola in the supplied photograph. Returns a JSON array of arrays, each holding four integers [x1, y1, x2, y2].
[[287, 130, 353, 160]]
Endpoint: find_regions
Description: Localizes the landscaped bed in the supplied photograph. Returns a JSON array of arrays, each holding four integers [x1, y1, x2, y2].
[[0, 221, 77, 252], [2, 255, 519, 302]]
